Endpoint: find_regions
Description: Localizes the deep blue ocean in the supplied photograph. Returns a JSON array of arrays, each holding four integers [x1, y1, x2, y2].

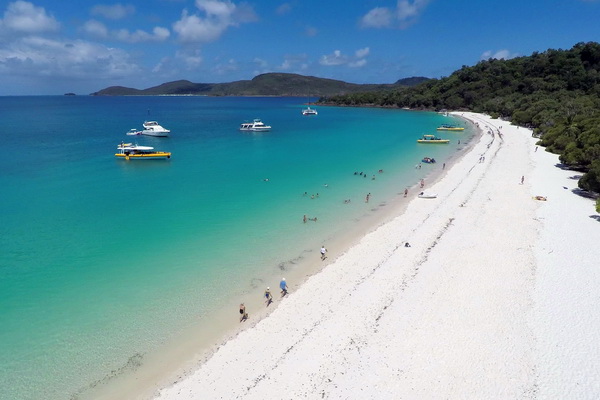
[[0, 96, 473, 399]]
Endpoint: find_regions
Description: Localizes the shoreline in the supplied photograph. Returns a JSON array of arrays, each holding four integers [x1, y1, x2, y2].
[[84, 116, 480, 399], [149, 112, 599, 399]]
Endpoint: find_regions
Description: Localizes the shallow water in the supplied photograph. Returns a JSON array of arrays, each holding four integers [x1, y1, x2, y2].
[[0, 96, 473, 399]]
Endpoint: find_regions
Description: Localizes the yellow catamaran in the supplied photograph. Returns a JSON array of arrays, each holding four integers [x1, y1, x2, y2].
[[437, 124, 464, 131], [115, 143, 171, 160], [417, 135, 450, 144]]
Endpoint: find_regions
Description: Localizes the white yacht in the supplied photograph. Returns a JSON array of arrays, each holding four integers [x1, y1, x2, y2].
[[302, 106, 318, 116], [239, 119, 272, 132], [142, 121, 170, 137]]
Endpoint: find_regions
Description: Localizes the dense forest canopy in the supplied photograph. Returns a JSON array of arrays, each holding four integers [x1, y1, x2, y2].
[[321, 42, 600, 197]]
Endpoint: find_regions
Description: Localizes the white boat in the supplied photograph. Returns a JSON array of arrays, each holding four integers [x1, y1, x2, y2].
[[141, 121, 170, 137], [418, 192, 437, 199], [115, 142, 171, 160], [126, 128, 142, 136], [239, 119, 271, 132], [302, 106, 318, 116]]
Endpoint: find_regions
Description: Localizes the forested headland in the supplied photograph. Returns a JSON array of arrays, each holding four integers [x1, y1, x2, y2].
[[321, 42, 600, 201]]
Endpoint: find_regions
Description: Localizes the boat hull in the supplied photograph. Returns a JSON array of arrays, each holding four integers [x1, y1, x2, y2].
[[115, 152, 171, 160], [141, 130, 169, 137], [417, 139, 449, 144]]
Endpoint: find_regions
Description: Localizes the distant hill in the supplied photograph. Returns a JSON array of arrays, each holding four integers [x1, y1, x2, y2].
[[91, 73, 429, 96], [395, 77, 430, 86]]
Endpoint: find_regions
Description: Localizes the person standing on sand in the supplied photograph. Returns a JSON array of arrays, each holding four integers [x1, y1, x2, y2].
[[264, 287, 272, 306], [420, 179, 425, 188], [239, 303, 247, 322], [404, 188, 408, 198], [320, 245, 327, 260], [280, 278, 288, 296], [521, 175, 525, 185]]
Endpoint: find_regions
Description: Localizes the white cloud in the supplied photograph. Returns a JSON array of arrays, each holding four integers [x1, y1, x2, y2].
[[320, 48, 369, 68], [82, 19, 108, 38], [196, 0, 235, 18], [0, 1, 60, 34], [360, 7, 392, 28], [279, 59, 291, 70], [0, 36, 141, 80], [273, 53, 307, 72], [81, 18, 169, 43], [319, 50, 348, 66], [91, 3, 135, 20], [397, 0, 430, 21], [173, 10, 223, 43], [349, 59, 367, 68], [115, 26, 170, 43], [173, 1, 256, 44], [481, 49, 518, 60], [361, 0, 430, 29], [355, 47, 370, 58]]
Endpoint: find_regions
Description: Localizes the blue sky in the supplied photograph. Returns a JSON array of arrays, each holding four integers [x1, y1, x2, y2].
[[0, 0, 599, 95]]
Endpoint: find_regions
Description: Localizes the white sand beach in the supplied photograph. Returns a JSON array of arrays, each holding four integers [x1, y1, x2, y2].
[[153, 112, 600, 399]]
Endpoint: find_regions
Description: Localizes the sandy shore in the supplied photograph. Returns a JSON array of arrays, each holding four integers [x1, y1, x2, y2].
[[152, 113, 600, 399]]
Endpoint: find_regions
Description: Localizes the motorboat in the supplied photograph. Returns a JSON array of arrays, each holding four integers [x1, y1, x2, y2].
[[126, 128, 142, 136], [437, 124, 464, 131], [302, 106, 318, 116], [418, 192, 437, 199], [115, 142, 171, 160], [141, 121, 170, 137], [417, 135, 450, 144], [240, 119, 271, 132], [422, 157, 437, 163]]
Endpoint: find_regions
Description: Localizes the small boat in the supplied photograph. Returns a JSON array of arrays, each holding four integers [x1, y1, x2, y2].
[[302, 106, 318, 116], [115, 143, 171, 160], [422, 157, 437, 163], [417, 135, 450, 144], [418, 192, 437, 199], [126, 128, 142, 136], [437, 124, 464, 131], [141, 121, 170, 137], [240, 119, 271, 132]]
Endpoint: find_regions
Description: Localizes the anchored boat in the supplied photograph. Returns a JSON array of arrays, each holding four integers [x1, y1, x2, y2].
[[115, 143, 171, 160], [240, 119, 272, 132], [417, 135, 450, 144], [141, 121, 170, 137], [437, 124, 464, 131]]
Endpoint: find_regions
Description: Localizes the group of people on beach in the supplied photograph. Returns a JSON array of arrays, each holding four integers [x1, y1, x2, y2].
[[239, 278, 289, 322]]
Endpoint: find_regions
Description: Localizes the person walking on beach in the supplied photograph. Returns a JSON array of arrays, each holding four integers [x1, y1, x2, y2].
[[521, 175, 525, 185], [280, 278, 288, 296], [320, 245, 327, 260], [365, 193, 371, 203], [264, 287, 273, 306], [404, 188, 408, 198], [239, 303, 248, 322], [420, 179, 425, 188]]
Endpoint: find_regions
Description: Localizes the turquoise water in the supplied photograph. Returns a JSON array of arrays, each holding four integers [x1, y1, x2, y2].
[[0, 96, 473, 399]]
